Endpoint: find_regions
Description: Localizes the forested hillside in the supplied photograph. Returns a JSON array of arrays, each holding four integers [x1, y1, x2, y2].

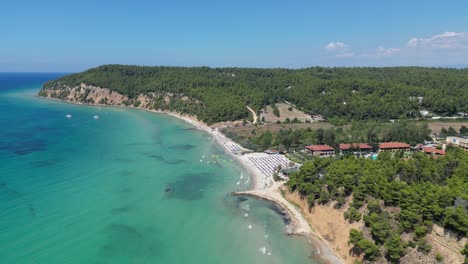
[[287, 148, 468, 262], [42, 65, 468, 124]]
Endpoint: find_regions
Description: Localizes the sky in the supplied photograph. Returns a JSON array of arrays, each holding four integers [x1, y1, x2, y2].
[[1, 0, 468, 71]]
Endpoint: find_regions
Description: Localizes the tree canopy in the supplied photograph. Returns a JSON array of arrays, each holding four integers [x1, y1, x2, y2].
[[43, 65, 468, 124], [288, 148, 468, 262]]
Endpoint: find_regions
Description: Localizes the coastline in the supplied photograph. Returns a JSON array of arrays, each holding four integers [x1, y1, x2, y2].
[[154, 108, 344, 263], [37, 94, 344, 264], [233, 183, 344, 264], [36, 95, 265, 190]]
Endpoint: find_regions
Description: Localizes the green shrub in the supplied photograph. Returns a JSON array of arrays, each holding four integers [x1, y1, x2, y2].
[[345, 207, 362, 223], [273, 106, 280, 117], [414, 225, 427, 239], [385, 235, 406, 262], [417, 238, 432, 254]]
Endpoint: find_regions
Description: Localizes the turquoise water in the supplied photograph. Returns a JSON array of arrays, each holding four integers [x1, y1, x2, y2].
[[0, 73, 317, 264]]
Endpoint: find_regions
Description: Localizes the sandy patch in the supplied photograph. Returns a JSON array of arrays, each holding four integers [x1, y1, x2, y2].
[[427, 121, 468, 134], [283, 191, 364, 264], [261, 103, 312, 123]]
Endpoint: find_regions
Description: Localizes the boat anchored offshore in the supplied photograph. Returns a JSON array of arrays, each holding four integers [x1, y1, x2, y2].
[[65, 114, 72, 118], [93, 115, 100, 119]]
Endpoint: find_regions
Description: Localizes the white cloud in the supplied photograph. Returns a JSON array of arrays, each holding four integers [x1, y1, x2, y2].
[[323, 32, 468, 65], [376, 46, 400, 57], [325, 42, 348, 51], [361, 46, 400, 58], [359, 46, 400, 59], [407, 32, 468, 50], [325, 42, 354, 58]]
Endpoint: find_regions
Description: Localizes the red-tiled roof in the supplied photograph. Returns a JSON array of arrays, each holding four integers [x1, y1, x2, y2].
[[306, 145, 334, 151], [423, 147, 445, 156], [379, 142, 410, 149], [339, 143, 373, 150]]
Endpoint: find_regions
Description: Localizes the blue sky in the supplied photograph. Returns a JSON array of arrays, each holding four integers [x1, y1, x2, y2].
[[2, 0, 468, 71]]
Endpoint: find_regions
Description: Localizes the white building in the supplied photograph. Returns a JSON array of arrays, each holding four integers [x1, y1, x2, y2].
[[446, 136, 468, 151]]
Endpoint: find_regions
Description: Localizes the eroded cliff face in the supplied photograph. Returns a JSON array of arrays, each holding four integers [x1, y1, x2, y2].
[[283, 191, 364, 264], [425, 224, 466, 264], [39, 83, 199, 110], [39, 83, 249, 128], [40, 83, 127, 105], [284, 190, 467, 264]]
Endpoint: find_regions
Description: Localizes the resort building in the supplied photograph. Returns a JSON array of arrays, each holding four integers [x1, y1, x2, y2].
[[446, 136, 468, 151], [305, 145, 335, 157], [339, 143, 373, 155], [423, 147, 446, 156], [379, 142, 411, 152]]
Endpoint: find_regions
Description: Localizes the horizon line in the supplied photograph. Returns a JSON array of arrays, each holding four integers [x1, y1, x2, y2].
[[1, 64, 467, 73]]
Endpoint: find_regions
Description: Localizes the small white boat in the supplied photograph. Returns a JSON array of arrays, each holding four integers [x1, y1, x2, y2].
[[259, 246, 266, 254], [93, 115, 100, 119], [65, 114, 72, 118]]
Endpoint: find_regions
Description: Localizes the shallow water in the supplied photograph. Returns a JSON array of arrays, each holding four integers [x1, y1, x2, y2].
[[0, 73, 318, 264]]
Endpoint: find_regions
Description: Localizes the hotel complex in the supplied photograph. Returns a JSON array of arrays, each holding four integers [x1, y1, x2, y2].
[[304, 141, 453, 158], [446, 136, 468, 151]]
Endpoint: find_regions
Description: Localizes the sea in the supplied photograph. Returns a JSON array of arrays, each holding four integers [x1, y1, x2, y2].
[[0, 73, 318, 264]]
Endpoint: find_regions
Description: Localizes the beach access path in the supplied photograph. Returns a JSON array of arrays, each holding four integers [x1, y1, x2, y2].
[[246, 106, 257, 124]]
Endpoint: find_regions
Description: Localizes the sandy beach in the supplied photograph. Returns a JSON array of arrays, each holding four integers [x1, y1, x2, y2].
[[159, 112, 344, 264], [233, 183, 344, 264], [156, 111, 265, 190]]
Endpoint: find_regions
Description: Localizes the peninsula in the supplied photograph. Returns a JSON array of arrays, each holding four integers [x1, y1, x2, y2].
[[39, 65, 468, 264]]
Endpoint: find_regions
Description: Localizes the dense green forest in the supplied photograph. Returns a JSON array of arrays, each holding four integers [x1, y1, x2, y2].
[[287, 148, 468, 262], [43, 65, 468, 124]]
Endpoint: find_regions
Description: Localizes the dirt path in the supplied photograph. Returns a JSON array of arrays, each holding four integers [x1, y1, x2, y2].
[[246, 106, 257, 124]]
